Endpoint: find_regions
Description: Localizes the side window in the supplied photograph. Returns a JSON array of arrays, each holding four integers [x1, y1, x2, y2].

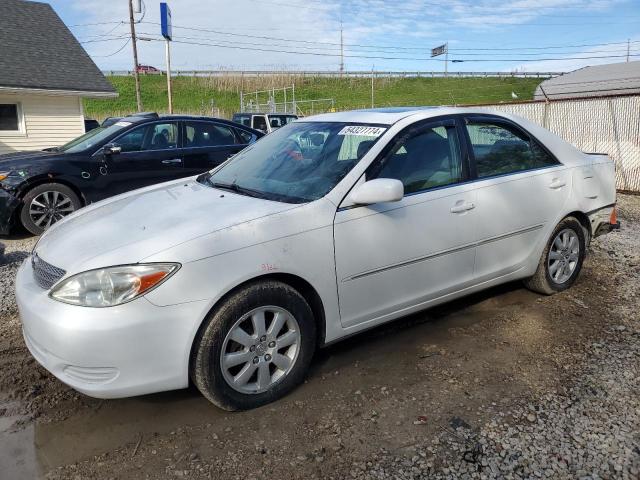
[[147, 123, 178, 150], [185, 122, 236, 147], [370, 124, 463, 194], [466, 121, 557, 178], [252, 116, 267, 132], [235, 128, 255, 144], [114, 126, 146, 152], [115, 122, 178, 152], [0, 104, 20, 131]]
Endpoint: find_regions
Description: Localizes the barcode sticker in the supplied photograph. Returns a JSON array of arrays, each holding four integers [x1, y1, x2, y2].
[[338, 126, 387, 137]]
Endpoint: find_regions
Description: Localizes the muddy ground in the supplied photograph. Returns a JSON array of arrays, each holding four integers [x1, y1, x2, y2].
[[0, 195, 638, 479]]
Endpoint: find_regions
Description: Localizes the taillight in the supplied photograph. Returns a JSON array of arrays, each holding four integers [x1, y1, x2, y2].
[[610, 206, 617, 225]]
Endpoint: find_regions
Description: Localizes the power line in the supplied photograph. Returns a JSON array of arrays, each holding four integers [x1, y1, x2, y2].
[[135, 31, 638, 57], [91, 38, 132, 57], [159, 37, 640, 62], [140, 22, 640, 54], [79, 35, 130, 44]]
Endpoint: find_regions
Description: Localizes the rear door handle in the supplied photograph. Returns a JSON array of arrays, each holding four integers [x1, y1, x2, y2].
[[450, 201, 475, 214], [162, 158, 182, 165], [549, 179, 566, 189]]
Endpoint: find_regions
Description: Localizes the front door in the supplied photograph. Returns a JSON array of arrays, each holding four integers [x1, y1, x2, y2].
[[334, 119, 478, 329], [181, 121, 245, 175], [97, 121, 184, 198]]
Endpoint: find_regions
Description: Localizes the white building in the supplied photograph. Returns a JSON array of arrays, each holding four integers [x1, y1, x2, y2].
[[0, 0, 117, 155]]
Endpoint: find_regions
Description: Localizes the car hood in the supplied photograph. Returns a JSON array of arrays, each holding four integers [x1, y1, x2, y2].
[[0, 150, 65, 169], [34, 178, 299, 273]]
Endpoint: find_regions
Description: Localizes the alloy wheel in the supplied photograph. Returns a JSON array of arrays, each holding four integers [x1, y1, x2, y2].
[[29, 191, 75, 229], [548, 228, 580, 284], [220, 306, 301, 394]]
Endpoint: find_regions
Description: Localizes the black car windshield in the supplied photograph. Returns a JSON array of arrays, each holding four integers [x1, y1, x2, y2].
[[201, 122, 387, 203], [57, 121, 133, 153]]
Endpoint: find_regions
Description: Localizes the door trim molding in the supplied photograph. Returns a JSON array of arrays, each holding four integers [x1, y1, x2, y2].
[[342, 223, 544, 282]]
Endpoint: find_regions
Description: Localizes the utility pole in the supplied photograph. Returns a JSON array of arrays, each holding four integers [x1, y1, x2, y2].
[[371, 65, 374, 108], [128, 0, 142, 112], [340, 21, 344, 74], [165, 39, 173, 113], [627, 39, 630, 62], [445, 42, 449, 77]]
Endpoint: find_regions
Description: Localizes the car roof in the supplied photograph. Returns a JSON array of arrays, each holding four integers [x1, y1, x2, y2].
[[233, 112, 297, 116], [300, 106, 509, 125], [114, 114, 255, 127]]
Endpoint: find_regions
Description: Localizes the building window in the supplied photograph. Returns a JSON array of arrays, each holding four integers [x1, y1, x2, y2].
[[0, 104, 21, 131]]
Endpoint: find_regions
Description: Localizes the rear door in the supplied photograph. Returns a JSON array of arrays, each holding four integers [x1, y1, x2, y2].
[[181, 121, 248, 176], [96, 120, 184, 197], [463, 116, 570, 282]]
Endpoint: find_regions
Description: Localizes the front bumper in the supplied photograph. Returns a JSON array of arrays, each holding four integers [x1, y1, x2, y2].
[[0, 188, 20, 235], [16, 257, 210, 399]]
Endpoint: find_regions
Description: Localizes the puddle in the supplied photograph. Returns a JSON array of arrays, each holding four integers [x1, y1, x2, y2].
[[8, 282, 541, 476], [0, 401, 39, 479]]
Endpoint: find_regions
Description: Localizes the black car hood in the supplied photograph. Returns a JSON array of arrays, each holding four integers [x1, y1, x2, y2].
[[0, 150, 67, 169]]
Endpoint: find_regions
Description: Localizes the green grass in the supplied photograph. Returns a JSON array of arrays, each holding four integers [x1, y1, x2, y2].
[[84, 74, 544, 121]]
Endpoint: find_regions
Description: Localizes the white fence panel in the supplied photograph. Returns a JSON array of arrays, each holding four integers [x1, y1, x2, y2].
[[484, 95, 640, 192]]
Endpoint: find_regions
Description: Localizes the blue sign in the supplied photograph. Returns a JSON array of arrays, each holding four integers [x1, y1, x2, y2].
[[160, 2, 172, 41]]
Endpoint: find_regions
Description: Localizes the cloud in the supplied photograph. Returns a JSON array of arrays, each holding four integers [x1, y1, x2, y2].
[[63, 0, 632, 71]]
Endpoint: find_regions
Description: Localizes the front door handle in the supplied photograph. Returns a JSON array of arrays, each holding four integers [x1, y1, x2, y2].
[[549, 178, 566, 189], [162, 158, 182, 165], [450, 201, 475, 214]]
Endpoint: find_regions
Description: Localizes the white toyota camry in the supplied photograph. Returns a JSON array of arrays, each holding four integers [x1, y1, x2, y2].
[[16, 107, 619, 410]]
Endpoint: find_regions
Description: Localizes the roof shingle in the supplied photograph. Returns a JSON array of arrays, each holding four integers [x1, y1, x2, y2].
[[534, 61, 640, 100], [0, 0, 116, 95]]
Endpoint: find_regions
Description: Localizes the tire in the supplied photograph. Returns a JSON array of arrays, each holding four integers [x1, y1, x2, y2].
[[524, 216, 586, 295], [20, 183, 82, 235], [190, 280, 316, 411]]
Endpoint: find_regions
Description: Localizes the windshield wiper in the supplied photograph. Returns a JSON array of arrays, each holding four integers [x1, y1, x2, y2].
[[210, 181, 269, 200]]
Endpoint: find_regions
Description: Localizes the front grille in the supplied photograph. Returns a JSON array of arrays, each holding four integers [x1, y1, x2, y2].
[[32, 253, 66, 290]]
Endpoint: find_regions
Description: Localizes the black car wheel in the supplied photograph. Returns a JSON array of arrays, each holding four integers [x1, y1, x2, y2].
[[20, 183, 82, 235]]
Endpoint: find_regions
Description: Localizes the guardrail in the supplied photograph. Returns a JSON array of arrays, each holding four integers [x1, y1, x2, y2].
[[102, 70, 562, 78]]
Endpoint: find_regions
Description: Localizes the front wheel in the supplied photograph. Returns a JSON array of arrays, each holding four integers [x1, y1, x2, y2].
[[190, 281, 316, 410], [20, 183, 82, 235], [524, 216, 586, 295]]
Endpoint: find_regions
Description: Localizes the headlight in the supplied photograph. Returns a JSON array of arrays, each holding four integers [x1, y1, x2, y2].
[[49, 263, 180, 307]]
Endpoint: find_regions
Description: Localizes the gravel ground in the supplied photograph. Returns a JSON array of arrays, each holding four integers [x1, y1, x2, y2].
[[0, 195, 639, 479]]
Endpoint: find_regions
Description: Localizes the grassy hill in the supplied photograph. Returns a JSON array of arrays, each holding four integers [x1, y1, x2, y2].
[[84, 74, 543, 121]]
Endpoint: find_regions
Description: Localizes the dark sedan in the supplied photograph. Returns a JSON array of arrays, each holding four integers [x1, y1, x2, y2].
[[0, 113, 263, 235]]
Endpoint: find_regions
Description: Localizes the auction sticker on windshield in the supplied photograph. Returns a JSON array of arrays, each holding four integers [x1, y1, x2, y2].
[[338, 126, 386, 137]]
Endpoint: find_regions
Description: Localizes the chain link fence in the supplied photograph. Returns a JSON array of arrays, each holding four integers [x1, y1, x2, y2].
[[481, 94, 640, 193]]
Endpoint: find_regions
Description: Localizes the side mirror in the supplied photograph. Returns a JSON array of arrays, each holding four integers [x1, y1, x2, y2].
[[103, 143, 122, 156], [350, 178, 404, 205]]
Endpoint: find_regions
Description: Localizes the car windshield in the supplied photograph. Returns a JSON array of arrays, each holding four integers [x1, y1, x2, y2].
[[56, 121, 133, 153], [200, 121, 387, 203]]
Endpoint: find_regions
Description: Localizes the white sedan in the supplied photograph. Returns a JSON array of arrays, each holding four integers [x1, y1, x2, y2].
[[16, 107, 619, 410]]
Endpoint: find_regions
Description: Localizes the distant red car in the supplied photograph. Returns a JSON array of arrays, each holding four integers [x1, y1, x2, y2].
[[136, 65, 160, 74]]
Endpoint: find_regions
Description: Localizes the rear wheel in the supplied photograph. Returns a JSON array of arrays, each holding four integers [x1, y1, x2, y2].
[[524, 216, 586, 295], [20, 183, 81, 235], [190, 281, 316, 410]]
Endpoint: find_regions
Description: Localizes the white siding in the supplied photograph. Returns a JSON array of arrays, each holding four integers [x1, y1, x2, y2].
[[0, 92, 84, 154]]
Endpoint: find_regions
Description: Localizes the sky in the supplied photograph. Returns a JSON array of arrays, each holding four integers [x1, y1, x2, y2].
[[45, 0, 640, 73]]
